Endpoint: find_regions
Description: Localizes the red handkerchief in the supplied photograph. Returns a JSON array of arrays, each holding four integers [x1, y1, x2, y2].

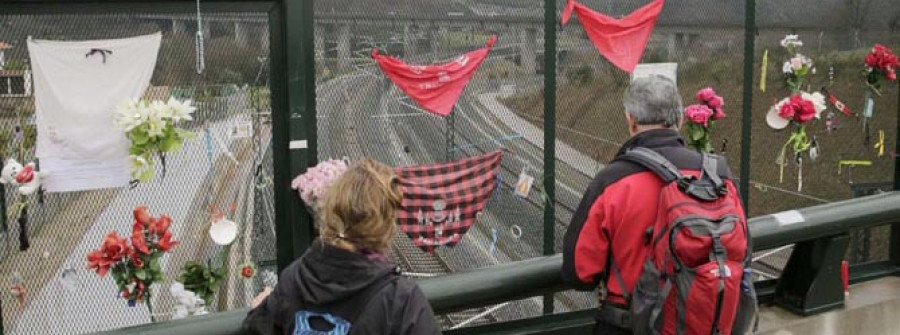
[[372, 36, 496, 117], [562, 0, 665, 73]]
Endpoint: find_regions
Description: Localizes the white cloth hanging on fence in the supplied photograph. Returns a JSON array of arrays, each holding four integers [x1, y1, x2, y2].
[[28, 33, 161, 192]]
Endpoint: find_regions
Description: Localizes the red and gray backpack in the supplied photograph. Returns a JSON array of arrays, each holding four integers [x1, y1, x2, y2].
[[614, 148, 758, 335]]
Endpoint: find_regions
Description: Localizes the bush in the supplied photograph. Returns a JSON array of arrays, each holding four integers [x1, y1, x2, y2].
[[566, 65, 595, 85]]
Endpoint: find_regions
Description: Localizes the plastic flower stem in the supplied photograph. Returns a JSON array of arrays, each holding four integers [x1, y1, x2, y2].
[[146, 289, 156, 323], [778, 139, 791, 183], [866, 82, 884, 97]]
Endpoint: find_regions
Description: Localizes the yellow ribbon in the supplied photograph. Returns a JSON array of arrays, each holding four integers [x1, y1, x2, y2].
[[838, 160, 873, 175], [760, 49, 768, 93], [875, 130, 885, 157]]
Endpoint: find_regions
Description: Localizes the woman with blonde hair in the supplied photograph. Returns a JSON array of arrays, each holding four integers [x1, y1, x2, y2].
[[244, 159, 440, 335]]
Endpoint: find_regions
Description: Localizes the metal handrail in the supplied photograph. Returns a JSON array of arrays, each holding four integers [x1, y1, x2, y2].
[[97, 192, 900, 334]]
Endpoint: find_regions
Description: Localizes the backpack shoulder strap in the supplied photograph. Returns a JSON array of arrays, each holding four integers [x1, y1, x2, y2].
[[701, 153, 726, 191], [616, 147, 684, 184]]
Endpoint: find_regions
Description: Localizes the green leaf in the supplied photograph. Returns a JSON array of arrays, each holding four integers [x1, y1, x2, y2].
[[691, 128, 705, 141], [130, 128, 150, 145], [159, 136, 183, 153], [135, 269, 148, 280]]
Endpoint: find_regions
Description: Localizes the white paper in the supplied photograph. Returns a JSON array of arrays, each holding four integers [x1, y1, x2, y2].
[[631, 63, 678, 86], [772, 210, 805, 226], [29, 33, 161, 192], [230, 116, 253, 139]]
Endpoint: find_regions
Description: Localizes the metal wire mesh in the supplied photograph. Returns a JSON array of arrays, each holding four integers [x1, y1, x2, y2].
[[314, 0, 549, 327], [0, 11, 275, 334], [750, 0, 899, 268]]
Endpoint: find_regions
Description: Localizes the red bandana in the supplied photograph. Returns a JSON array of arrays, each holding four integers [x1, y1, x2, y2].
[[394, 151, 502, 254], [372, 36, 496, 117], [562, 0, 665, 73]]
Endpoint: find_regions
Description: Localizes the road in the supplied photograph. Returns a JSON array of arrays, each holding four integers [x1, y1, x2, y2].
[[315, 56, 600, 324]]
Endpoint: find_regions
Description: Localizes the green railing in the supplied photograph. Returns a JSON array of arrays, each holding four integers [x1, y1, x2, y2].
[[99, 192, 900, 335]]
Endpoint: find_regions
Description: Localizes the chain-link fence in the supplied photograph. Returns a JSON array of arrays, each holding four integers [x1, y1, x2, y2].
[[0, 10, 275, 334]]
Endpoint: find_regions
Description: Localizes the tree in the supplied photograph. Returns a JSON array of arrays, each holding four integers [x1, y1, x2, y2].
[[844, 0, 875, 49]]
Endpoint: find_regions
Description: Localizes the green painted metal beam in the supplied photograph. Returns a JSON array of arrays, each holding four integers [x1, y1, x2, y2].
[[95, 192, 900, 335], [270, 0, 317, 272], [738, 0, 756, 213], [542, 0, 558, 316]]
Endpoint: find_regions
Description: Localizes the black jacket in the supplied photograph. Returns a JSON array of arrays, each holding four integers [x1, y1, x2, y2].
[[243, 239, 441, 334]]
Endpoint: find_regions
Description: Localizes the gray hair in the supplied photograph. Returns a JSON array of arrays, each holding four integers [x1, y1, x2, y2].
[[623, 75, 683, 128]]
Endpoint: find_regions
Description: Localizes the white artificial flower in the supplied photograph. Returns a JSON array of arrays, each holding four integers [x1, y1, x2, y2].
[[114, 99, 148, 132], [780, 35, 803, 49], [803, 91, 828, 118], [782, 61, 793, 74], [145, 113, 166, 138], [166, 98, 196, 123], [149, 99, 171, 120], [130, 155, 152, 177]]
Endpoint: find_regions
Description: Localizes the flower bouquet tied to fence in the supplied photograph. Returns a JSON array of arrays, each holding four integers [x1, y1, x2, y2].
[[291, 158, 349, 210], [683, 87, 725, 153], [780, 35, 814, 92], [767, 92, 827, 190], [87, 206, 178, 314], [115, 98, 196, 182], [864, 44, 898, 96], [766, 35, 828, 192]]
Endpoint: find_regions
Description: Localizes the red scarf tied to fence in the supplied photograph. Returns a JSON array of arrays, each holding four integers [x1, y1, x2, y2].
[[394, 151, 502, 254], [562, 0, 665, 73], [372, 36, 496, 117]]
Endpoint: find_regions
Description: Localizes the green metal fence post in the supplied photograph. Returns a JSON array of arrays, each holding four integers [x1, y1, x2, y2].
[[891, 81, 900, 267], [739, 0, 756, 213], [270, 0, 317, 273], [542, 0, 557, 316]]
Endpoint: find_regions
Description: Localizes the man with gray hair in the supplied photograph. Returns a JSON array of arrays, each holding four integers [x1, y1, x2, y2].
[[561, 75, 744, 334]]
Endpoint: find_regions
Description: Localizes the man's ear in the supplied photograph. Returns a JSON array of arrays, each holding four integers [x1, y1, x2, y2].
[[625, 112, 638, 135]]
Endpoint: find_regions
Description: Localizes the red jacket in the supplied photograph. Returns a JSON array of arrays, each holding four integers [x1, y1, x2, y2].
[[561, 129, 744, 305]]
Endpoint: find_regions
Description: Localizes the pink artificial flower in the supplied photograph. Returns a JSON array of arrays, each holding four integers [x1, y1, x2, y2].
[[684, 104, 714, 128], [790, 57, 804, 71], [778, 100, 796, 120], [696, 87, 717, 104], [888, 68, 897, 81], [712, 107, 726, 120]]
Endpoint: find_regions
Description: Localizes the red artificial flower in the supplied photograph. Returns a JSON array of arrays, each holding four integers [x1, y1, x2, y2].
[[150, 215, 172, 236], [795, 98, 817, 123], [866, 52, 880, 68], [132, 222, 151, 255], [867, 44, 899, 70], [87, 249, 114, 277], [241, 265, 256, 278], [157, 230, 178, 252], [134, 206, 152, 226], [780, 95, 817, 124], [888, 69, 897, 82], [129, 247, 145, 268], [685, 104, 714, 128], [101, 232, 130, 262]]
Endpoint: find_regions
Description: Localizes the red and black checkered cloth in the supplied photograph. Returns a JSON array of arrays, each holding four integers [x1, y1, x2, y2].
[[394, 151, 502, 254]]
